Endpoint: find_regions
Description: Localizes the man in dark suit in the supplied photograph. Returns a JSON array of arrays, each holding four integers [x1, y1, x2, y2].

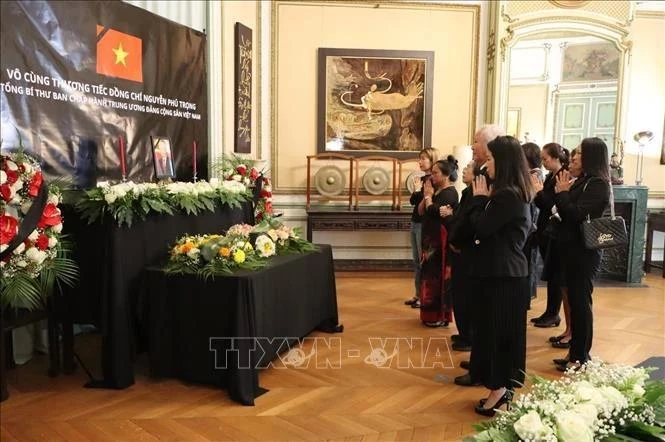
[[454, 124, 506, 386]]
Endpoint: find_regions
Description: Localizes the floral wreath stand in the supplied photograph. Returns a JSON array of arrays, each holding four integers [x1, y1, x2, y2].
[[0, 301, 63, 401], [0, 155, 75, 402]]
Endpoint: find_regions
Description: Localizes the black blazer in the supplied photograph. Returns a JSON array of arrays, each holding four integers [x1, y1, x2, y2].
[[533, 169, 562, 231], [468, 188, 531, 278], [449, 185, 474, 249], [553, 174, 610, 245]]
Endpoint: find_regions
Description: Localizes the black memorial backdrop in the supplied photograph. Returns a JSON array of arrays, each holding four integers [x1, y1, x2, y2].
[[0, 0, 207, 185]]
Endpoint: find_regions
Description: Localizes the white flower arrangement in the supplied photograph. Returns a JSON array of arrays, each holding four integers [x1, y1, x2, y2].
[[465, 360, 665, 442], [76, 178, 252, 227]]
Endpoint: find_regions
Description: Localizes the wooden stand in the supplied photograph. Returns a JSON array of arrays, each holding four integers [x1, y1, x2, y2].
[[353, 156, 397, 210], [306, 153, 354, 210]]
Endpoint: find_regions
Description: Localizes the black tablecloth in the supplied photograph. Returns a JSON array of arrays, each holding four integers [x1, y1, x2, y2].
[[62, 202, 254, 388], [142, 244, 340, 405]]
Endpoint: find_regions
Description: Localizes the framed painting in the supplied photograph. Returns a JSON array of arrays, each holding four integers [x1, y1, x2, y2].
[[234, 22, 252, 153], [150, 136, 175, 180], [507, 108, 521, 139], [317, 48, 434, 159], [561, 42, 620, 83]]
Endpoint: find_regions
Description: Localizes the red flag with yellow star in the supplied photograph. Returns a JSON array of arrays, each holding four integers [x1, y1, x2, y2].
[[96, 25, 143, 83]]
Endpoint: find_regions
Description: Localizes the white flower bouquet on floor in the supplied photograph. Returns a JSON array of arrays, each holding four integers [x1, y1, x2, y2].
[[465, 360, 665, 442]]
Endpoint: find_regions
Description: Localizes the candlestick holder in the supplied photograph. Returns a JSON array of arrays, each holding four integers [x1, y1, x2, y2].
[[121, 174, 127, 183], [193, 172, 198, 183]]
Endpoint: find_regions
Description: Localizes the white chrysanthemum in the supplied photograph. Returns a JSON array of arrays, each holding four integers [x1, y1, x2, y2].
[[255, 235, 276, 258], [514, 410, 555, 440], [28, 230, 39, 241], [48, 236, 58, 248], [267, 229, 278, 242], [97, 181, 110, 188], [186, 247, 200, 259], [0, 170, 6, 184], [232, 174, 242, 182], [104, 191, 118, 204], [22, 162, 33, 174], [25, 247, 47, 265], [6, 160, 18, 171], [51, 223, 63, 233], [16, 260, 28, 268], [14, 243, 25, 254], [0, 245, 7, 253], [209, 177, 220, 186], [556, 411, 594, 442]]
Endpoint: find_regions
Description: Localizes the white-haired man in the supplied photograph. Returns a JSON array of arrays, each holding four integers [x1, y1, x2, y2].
[[471, 124, 506, 176]]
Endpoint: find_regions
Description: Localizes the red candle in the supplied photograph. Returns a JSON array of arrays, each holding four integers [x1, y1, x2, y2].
[[193, 140, 197, 177], [119, 136, 126, 177]]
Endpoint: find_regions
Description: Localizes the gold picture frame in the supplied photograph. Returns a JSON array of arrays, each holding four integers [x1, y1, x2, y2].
[[507, 108, 521, 139]]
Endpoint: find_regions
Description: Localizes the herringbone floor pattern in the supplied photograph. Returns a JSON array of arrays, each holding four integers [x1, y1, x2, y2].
[[1, 272, 663, 441]]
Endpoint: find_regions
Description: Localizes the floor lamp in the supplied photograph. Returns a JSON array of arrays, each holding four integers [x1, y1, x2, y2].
[[633, 130, 653, 186]]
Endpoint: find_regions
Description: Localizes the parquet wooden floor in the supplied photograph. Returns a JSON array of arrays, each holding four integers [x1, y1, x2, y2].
[[1, 271, 663, 441]]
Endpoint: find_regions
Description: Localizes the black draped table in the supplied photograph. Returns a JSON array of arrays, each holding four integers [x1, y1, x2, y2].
[[61, 202, 254, 389], [142, 244, 341, 405]]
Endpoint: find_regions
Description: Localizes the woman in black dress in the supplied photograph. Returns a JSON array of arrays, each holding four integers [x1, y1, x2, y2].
[[466, 136, 534, 416], [553, 137, 610, 371], [418, 156, 459, 327], [531, 143, 570, 339]]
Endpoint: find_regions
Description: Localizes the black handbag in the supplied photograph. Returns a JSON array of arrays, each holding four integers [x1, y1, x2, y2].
[[580, 179, 628, 250]]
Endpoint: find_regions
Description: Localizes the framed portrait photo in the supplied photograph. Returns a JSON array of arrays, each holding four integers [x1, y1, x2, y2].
[[317, 48, 434, 159], [150, 136, 175, 180]]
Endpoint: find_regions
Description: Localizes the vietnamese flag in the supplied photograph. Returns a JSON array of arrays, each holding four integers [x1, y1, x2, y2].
[[96, 25, 143, 83]]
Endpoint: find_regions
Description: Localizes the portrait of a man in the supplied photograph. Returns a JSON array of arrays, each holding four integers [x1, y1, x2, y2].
[[151, 136, 175, 179]]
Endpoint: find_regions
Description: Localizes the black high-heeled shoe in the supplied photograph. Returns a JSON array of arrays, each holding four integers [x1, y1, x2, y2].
[[534, 316, 561, 328], [553, 358, 569, 366], [474, 390, 512, 417]]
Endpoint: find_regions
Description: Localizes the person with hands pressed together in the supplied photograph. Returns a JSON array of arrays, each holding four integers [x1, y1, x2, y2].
[[405, 148, 439, 308], [417, 156, 460, 328], [551, 138, 610, 373], [460, 136, 534, 417], [531, 144, 571, 343]]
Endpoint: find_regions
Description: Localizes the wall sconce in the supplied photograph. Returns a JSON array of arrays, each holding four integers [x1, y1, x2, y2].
[[633, 130, 653, 186]]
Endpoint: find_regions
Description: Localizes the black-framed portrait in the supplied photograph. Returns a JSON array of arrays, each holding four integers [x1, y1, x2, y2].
[[317, 48, 434, 159], [150, 135, 175, 179]]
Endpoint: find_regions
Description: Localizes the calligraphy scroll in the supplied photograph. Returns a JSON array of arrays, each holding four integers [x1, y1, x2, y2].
[[234, 22, 252, 153]]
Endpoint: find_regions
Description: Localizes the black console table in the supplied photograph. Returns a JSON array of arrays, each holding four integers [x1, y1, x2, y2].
[[306, 209, 412, 242]]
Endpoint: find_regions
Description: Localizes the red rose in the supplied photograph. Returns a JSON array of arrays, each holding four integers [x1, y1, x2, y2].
[[0, 214, 18, 245], [255, 212, 263, 222], [259, 188, 272, 198], [0, 184, 11, 202], [36, 234, 49, 250], [236, 165, 247, 175], [28, 171, 43, 197], [5, 169, 18, 186], [264, 201, 273, 214], [37, 203, 62, 229], [249, 168, 259, 180]]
